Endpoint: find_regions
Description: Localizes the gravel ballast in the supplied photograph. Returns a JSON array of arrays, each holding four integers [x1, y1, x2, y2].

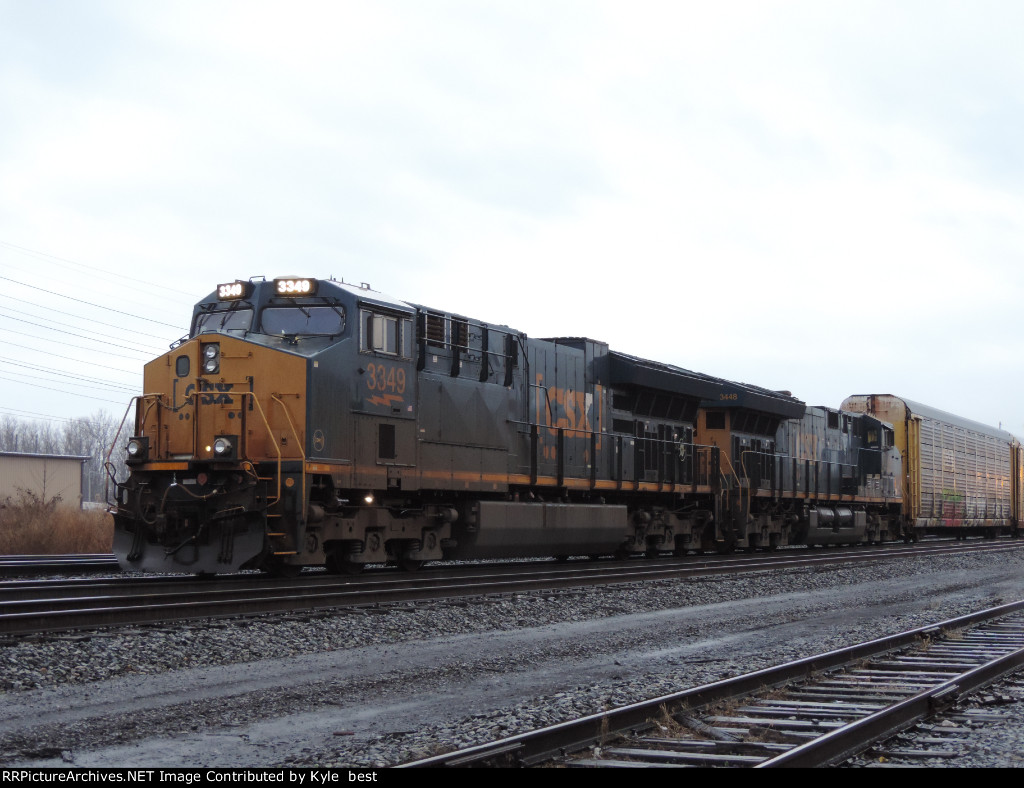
[[2, 547, 1023, 768]]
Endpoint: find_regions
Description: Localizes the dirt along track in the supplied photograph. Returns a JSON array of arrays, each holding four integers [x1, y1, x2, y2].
[[2, 542, 1024, 768]]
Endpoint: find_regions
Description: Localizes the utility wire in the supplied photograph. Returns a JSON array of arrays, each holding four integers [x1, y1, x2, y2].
[[0, 259, 187, 326], [0, 314, 164, 355], [0, 346, 135, 374], [0, 326, 156, 361], [0, 407, 86, 425], [0, 406, 122, 425], [0, 364, 138, 394], [0, 357, 139, 390], [0, 274, 185, 329], [0, 374, 127, 404], [0, 240, 198, 299], [9, 369, 137, 394], [0, 294, 181, 343]]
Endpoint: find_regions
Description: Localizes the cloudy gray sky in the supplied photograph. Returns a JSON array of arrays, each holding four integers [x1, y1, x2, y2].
[[2, 0, 1023, 434]]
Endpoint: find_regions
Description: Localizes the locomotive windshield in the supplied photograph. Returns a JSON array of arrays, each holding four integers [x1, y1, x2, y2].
[[193, 307, 254, 336], [260, 305, 346, 337]]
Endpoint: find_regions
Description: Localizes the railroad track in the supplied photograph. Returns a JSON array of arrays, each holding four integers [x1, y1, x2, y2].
[[0, 553, 119, 576], [401, 600, 1024, 768], [1, 540, 1019, 636]]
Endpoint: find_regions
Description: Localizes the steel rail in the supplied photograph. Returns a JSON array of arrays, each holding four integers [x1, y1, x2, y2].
[[399, 600, 1024, 768], [3, 538, 1014, 600], [0, 537, 1006, 591], [0, 553, 119, 576], [757, 620, 1024, 767], [1, 541, 1020, 636]]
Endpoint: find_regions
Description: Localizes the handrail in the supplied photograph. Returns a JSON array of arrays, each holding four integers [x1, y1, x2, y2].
[[105, 389, 309, 521], [272, 393, 307, 518], [718, 449, 742, 488], [738, 448, 904, 506], [238, 391, 282, 509], [104, 394, 165, 505], [509, 418, 719, 488]]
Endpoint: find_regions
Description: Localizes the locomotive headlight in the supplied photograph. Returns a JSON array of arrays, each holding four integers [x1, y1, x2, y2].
[[363, 493, 375, 505], [201, 343, 220, 375], [212, 435, 237, 459], [126, 436, 149, 464]]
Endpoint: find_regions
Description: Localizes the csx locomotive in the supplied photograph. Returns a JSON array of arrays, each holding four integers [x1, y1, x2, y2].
[[110, 277, 1022, 574]]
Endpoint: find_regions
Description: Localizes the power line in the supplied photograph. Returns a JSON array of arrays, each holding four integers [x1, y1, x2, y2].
[[0, 294, 181, 343], [9, 369, 137, 394], [0, 408, 84, 426], [0, 258, 187, 326], [0, 406, 123, 426], [0, 357, 139, 390], [0, 274, 185, 330], [0, 326, 156, 360], [0, 239, 199, 299], [0, 302, 170, 351], [0, 365, 138, 394], [0, 373, 127, 404], [0, 314, 163, 355], [0, 345, 136, 374]]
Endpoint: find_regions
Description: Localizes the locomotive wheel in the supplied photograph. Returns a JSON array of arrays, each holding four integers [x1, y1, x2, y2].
[[398, 558, 425, 572]]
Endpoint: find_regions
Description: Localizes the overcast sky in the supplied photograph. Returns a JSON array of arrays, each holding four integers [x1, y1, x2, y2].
[[2, 0, 1023, 435]]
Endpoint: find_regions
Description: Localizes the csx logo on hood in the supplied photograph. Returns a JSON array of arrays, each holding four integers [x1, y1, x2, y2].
[[184, 381, 235, 405]]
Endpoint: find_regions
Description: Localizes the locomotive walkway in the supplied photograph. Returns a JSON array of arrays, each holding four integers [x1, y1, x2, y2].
[[0, 540, 1020, 636]]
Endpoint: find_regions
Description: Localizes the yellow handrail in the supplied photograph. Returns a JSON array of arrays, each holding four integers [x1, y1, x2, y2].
[[239, 391, 282, 508], [272, 393, 307, 518], [104, 394, 165, 502]]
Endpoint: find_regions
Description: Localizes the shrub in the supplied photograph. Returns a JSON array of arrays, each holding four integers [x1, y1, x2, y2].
[[0, 489, 113, 554]]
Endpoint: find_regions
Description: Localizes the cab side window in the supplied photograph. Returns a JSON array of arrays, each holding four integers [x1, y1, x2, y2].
[[360, 309, 410, 357]]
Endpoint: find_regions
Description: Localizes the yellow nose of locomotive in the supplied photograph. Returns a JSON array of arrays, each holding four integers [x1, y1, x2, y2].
[[137, 335, 307, 465], [114, 335, 308, 573]]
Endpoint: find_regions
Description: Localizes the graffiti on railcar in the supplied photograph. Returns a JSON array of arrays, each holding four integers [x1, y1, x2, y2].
[[940, 489, 966, 526]]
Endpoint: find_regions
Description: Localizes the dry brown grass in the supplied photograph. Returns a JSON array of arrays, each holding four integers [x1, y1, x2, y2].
[[0, 491, 113, 554]]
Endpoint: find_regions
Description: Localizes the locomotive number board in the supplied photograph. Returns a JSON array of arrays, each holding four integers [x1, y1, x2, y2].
[[217, 280, 253, 300], [274, 278, 318, 296]]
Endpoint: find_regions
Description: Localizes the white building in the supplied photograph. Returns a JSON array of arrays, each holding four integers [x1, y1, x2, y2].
[[0, 452, 89, 509]]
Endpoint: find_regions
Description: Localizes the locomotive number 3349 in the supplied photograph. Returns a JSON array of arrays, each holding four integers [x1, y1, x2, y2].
[[365, 362, 406, 394]]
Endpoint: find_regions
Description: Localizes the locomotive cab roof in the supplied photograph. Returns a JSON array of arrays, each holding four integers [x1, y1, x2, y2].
[[187, 276, 417, 354]]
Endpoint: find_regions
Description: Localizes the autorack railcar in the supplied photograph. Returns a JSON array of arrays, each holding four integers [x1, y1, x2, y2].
[[842, 394, 1024, 539]]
